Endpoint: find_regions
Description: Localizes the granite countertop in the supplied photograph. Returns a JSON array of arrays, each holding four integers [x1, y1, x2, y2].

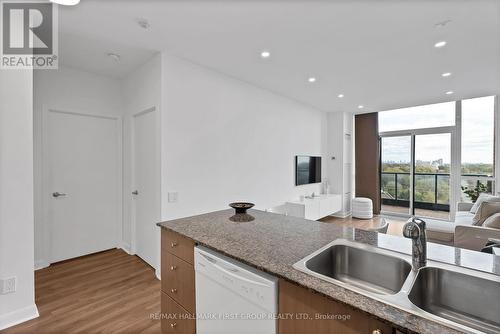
[[157, 209, 500, 334]]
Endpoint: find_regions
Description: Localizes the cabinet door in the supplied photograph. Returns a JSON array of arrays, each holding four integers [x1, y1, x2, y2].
[[278, 279, 392, 334], [161, 293, 195, 334], [305, 200, 320, 220]]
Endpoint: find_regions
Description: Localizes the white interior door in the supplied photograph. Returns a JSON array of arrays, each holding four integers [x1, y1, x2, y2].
[[45, 109, 120, 263], [133, 107, 159, 270]]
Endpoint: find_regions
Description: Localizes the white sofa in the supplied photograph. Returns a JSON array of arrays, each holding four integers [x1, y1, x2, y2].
[[426, 202, 500, 251]]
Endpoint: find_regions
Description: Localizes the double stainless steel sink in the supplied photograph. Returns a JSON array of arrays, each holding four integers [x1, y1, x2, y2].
[[293, 240, 500, 334]]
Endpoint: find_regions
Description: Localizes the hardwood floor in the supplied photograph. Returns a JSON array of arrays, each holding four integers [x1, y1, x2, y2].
[[2, 249, 161, 334], [320, 215, 406, 237]]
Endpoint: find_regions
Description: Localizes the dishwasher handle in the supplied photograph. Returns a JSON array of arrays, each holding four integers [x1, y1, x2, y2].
[[198, 252, 270, 288]]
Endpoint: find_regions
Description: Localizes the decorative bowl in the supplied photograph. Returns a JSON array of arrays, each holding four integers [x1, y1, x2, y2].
[[229, 202, 255, 214]]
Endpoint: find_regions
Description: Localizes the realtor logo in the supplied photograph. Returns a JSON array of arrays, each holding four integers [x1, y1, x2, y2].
[[1, 0, 58, 69]]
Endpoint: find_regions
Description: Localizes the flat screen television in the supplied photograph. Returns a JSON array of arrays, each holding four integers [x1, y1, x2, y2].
[[295, 156, 321, 186]]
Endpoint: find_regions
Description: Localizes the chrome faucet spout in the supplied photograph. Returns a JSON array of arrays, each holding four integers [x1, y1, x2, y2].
[[403, 217, 427, 270]]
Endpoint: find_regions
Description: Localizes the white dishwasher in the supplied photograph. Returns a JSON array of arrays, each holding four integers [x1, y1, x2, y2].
[[194, 246, 278, 334]]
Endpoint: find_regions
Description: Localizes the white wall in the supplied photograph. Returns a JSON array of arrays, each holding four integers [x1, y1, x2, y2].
[[33, 66, 123, 267], [0, 70, 38, 329], [121, 54, 162, 254], [161, 54, 328, 221]]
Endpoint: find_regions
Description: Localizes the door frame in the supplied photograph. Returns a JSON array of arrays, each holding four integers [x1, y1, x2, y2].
[[379, 125, 459, 221], [40, 105, 123, 265], [130, 106, 161, 278]]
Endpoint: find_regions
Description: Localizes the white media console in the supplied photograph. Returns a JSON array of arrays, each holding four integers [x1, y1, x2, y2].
[[286, 194, 342, 221]]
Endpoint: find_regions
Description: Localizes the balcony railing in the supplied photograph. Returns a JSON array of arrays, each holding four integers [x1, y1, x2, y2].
[[381, 172, 450, 212]]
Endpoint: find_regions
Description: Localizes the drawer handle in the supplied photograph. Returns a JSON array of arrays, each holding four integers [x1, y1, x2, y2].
[[170, 265, 177, 271], [372, 330, 382, 334], [171, 288, 177, 293], [171, 242, 178, 248], [170, 323, 177, 328]]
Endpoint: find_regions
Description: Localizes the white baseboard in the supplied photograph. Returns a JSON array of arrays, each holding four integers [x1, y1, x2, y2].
[[34, 259, 49, 271], [119, 242, 133, 255], [330, 211, 352, 219], [155, 268, 161, 280], [0, 303, 39, 330]]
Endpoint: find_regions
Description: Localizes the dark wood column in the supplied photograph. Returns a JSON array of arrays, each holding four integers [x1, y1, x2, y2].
[[355, 112, 380, 214]]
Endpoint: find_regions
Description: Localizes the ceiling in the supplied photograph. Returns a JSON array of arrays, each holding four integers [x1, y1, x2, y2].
[[58, 0, 500, 112]]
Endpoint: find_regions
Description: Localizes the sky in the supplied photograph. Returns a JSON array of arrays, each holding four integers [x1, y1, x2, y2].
[[379, 96, 494, 165]]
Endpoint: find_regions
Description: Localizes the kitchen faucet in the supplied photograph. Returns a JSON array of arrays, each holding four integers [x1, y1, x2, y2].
[[403, 217, 427, 271]]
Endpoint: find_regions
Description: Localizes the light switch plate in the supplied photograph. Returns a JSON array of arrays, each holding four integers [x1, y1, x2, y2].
[[168, 192, 178, 203]]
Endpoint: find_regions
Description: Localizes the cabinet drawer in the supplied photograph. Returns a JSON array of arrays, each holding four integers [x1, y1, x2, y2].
[[162, 253, 195, 313], [161, 292, 195, 334], [162, 229, 195, 264]]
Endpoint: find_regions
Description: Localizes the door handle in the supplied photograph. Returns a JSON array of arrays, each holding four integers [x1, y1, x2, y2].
[[132, 190, 139, 195], [52, 192, 67, 198]]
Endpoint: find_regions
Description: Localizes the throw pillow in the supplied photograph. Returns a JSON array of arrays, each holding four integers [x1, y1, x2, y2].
[[472, 201, 500, 226], [470, 193, 500, 214], [483, 212, 500, 229]]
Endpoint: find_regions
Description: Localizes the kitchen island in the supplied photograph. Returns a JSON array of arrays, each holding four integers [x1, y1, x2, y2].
[[157, 209, 500, 334]]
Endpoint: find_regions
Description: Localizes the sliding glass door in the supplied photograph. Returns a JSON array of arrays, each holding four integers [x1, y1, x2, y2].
[[380, 136, 412, 216], [380, 131, 452, 220], [414, 133, 451, 220]]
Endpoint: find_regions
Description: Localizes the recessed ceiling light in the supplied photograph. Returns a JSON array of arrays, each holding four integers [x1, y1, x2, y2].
[[445, 91, 454, 95], [308, 77, 317, 83], [137, 18, 150, 29], [358, 105, 364, 109], [441, 72, 452, 77], [107, 53, 121, 62], [434, 41, 447, 48], [337, 94, 344, 98], [260, 51, 271, 58]]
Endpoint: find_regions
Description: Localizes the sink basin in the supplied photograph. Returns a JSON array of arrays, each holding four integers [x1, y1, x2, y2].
[[303, 244, 411, 295], [408, 267, 500, 334]]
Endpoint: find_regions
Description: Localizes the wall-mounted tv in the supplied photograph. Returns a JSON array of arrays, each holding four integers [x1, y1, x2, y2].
[[295, 156, 322, 186]]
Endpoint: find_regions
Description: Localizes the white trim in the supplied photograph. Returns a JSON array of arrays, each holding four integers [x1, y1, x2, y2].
[[40, 106, 123, 265], [0, 304, 39, 331], [329, 211, 352, 219], [119, 242, 133, 255], [34, 259, 49, 271], [379, 125, 455, 137], [449, 101, 461, 221], [495, 95, 500, 195]]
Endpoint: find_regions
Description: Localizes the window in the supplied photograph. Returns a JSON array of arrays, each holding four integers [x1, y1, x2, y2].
[[461, 96, 495, 177], [379, 101, 455, 132], [378, 95, 497, 219], [460, 96, 496, 202]]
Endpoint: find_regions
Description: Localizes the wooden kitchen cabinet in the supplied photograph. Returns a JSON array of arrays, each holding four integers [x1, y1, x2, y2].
[[278, 279, 393, 334], [160, 228, 397, 334], [161, 229, 196, 334]]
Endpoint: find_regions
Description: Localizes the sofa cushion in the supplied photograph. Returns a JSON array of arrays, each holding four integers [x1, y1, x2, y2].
[[483, 213, 500, 229], [472, 201, 500, 226], [425, 219, 455, 243], [470, 194, 500, 214], [454, 211, 474, 226]]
